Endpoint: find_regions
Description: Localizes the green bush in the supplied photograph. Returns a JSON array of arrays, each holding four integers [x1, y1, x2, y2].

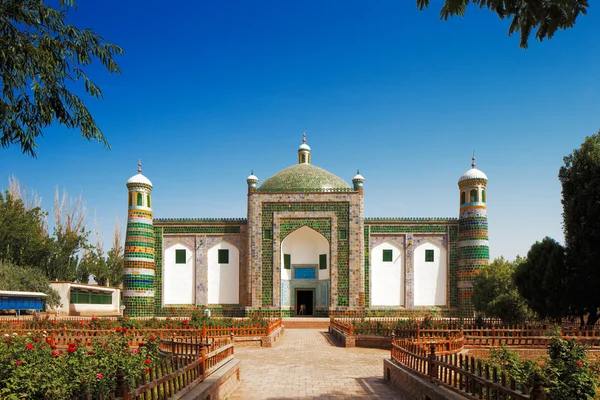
[[0, 331, 159, 399], [543, 336, 597, 400]]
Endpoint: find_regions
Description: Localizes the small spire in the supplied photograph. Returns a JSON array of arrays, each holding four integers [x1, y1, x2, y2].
[[251, 169, 254, 175], [302, 132, 307, 143], [137, 158, 142, 174], [357, 169, 360, 175], [471, 152, 475, 169]]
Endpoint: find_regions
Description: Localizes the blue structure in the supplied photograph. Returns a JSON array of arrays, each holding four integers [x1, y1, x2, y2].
[[0, 291, 47, 316]]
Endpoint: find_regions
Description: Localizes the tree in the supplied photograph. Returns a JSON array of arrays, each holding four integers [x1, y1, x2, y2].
[[45, 187, 89, 281], [514, 237, 568, 322], [559, 132, 600, 327], [473, 256, 535, 323], [0, 191, 53, 269], [416, 1, 589, 49], [0, 0, 122, 157], [0, 260, 60, 308]]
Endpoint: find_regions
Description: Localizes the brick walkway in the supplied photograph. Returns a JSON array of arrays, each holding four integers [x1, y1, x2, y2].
[[227, 329, 412, 400]]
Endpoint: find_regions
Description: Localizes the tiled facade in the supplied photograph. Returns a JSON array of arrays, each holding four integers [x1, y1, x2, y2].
[[123, 140, 488, 317]]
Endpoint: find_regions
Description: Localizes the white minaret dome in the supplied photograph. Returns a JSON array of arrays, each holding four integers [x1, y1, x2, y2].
[[458, 155, 487, 182], [247, 171, 258, 182], [127, 173, 152, 187], [127, 160, 153, 187], [458, 168, 487, 182], [353, 170, 365, 181], [298, 142, 311, 151]]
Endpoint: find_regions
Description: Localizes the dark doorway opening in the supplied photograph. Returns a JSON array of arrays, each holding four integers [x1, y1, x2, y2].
[[295, 289, 314, 316]]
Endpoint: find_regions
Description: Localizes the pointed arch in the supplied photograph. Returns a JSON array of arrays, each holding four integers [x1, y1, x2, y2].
[[371, 241, 404, 306], [207, 241, 239, 304], [413, 242, 447, 306]]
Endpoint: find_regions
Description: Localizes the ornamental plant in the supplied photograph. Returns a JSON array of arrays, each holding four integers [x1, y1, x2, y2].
[[543, 336, 597, 400], [0, 331, 159, 399]]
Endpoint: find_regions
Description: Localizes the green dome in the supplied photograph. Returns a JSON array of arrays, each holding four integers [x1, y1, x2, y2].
[[258, 164, 351, 192]]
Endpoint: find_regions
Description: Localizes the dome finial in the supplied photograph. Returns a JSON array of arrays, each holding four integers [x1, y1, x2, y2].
[[138, 158, 142, 174], [302, 132, 307, 143], [471, 151, 475, 169]]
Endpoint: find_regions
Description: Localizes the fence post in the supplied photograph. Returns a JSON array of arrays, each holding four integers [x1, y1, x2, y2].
[[530, 372, 545, 400], [114, 369, 129, 399], [171, 333, 176, 356], [428, 344, 437, 382]]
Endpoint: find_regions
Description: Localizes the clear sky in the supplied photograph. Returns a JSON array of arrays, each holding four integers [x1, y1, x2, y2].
[[2, 1, 599, 261]]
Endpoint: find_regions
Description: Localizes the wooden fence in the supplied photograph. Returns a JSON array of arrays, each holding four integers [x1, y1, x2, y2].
[[79, 335, 235, 400], [330, 318, 600, 349], [391, 337, 546, 400], [2, 318, 282, 345]]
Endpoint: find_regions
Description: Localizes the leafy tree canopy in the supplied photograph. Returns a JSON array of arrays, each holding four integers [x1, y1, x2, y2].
[[0, 0, 122, 157], [559, 131, 600, 327], [416, 0, 589, 48], [0, 260, 61, 307], [473, 256, 535, 323], [514, 237, 567, 323]]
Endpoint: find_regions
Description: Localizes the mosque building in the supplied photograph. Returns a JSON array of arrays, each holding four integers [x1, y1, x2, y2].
[[123, 136, 489, 318]]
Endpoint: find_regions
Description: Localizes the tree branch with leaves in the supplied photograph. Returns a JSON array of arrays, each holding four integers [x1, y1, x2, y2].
[[416, 0, 589, 48], [0, 0, 123, 156]]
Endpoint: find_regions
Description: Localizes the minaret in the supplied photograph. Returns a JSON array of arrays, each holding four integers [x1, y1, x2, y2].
[[123, 160, 155, 317], [246, 170, 259, 194], [352, 169, 365, 194], [298, 132, 311, 164], [457, 155, 489, 317]]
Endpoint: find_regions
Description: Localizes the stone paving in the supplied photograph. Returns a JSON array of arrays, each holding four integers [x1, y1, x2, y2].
[[227, 329, 412, 400]]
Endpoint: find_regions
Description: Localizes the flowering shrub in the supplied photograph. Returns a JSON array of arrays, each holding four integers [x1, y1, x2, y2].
[[543, 336, 597, 400], [0, 331, 159, 399]]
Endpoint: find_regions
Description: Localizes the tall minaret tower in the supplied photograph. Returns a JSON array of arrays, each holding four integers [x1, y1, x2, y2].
[[123, 161, 155, 317], [298, 132, 311, 164], [457, 155, 489, 317]]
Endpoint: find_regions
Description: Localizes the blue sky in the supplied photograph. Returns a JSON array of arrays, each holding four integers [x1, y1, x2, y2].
[[1, 1, 599, 260]]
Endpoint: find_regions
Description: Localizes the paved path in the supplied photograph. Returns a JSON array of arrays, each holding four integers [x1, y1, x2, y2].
[[227, 329, 412, 400]]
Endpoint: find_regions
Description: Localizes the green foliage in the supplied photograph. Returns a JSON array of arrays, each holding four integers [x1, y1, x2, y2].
[[0, 0, 123, 157], [488, 346, 537, 391], [472, 256, 535, 323], [0, 193, 53, 268], [415, 0, 589, 49], [514, 237, 568, 322], [0, 331, 158, 399], [559, 131, 600, 327], [0, 260, 61, 308], [543, 336, 597, 400]]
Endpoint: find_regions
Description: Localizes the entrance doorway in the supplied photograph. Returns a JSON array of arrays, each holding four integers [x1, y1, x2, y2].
[[295, 289, 314, 316]]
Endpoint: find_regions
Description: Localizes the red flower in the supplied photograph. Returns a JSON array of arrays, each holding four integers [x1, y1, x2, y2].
[[33, 337, 39, 342], [122, 327, 128, 333], [67, 346, 76, 353], [88, 350, 94, 355], [132, 349, 139, 354], [14, 361, 22, 365], [576, 361, 583, 367], [144, 367, 150, 373], [145, 359, 151, 364], [149, 336, 155, 341], [92, 317, 99, 321], [51, 351, 58, 356], [46, 338, 52, 344], [106, 349, 111, 353], [58, 350, 63, 354], [96, 373, 103, 380], [50, 345, 57, 350], [182, 319, 189, 324], [116, 328, 122, 333], [25, 343, 34, 350]]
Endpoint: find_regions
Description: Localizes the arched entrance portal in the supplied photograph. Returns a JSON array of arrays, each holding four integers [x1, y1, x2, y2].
[[281, 226, 329, 316]]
